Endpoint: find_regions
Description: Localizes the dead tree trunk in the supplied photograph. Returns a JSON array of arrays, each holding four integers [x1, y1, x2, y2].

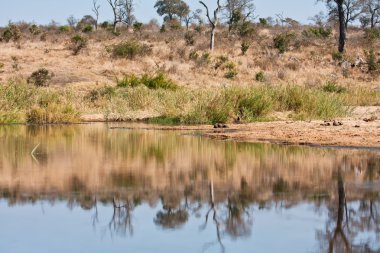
[[199, 0, 221, 51], [92, 0, 100, 31]]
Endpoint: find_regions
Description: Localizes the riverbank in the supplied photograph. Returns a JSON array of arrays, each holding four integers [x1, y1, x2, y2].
[[108, 106, 380, 148]]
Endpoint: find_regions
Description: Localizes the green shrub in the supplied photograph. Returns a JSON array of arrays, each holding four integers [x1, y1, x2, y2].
[[214, 55, 229, 70], [117, 74, 141, 88], [255, 71, 265, 82], [133, 22, 143, 33], [224, 62, 238, 79], [59, 25, 71, 33], [184, 32, 195, 46], [109, 41, 152, 59], [241, 41, 250, 55], [332, 51, 344, 61], [117, 73, 178, 90], [2, 24, 21, 42], [0, 111, 23, 124], [27, 68, 54, 87], [82, 25, 93, 33], [322, 81, 347, 93], [364, 28, 380, 42], [101, 21, 110, 29], [237, 89, 273, 120], [29, 24, 41, 36], [305, 27, 332, 38], [259, 18, 268, 26], [189, 51, 199, 60], [70, 34, 87, 55], [273, 32, 296, 54], [141, 73, 178, 90], [365, 49, 380, 73]]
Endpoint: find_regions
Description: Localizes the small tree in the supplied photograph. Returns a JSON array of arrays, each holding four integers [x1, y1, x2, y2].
[[184, 9, 202, 29], [223, 0, 256, 32], [154, 0, 190, 22], [199, 0, 222, 51], [67, 15, 78, 29]]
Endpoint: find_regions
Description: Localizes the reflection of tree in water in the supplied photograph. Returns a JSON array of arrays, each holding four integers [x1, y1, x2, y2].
[[317, 164, 380, 253], [108, 196, 140, 237], [201, 178, 254, 253], [154, 193, 189, 229]]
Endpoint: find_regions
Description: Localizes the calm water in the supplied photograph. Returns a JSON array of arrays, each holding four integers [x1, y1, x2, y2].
[[0, 124, 379, 253]]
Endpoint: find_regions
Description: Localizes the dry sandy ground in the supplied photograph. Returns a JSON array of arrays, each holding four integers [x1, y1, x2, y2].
[[109, 107, 380, 148]]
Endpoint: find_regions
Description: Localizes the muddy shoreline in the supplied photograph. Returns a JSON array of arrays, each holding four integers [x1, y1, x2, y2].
[[109, 119, 380, 149]]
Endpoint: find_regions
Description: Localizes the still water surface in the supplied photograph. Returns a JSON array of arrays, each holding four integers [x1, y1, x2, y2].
[[0, 124, 379, 253]]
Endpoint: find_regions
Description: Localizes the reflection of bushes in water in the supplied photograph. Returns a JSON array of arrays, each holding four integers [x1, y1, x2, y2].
[[272, 177, 290, 194], [68, 176, 87, 192], [365, 156, 380, 181], [110, 173, 142, 189], [154, 193, 189, 229], [143, 145, 165, 163], [154, 209, 189, 229], [110, 172, 150, 189]]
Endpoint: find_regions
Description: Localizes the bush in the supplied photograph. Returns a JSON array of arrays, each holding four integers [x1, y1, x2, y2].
[[29, 24, 41, 36], [273, 32, 296, 54], [70, 34, 87, 55], [82, 25, 93, 33], [322, 81, 347, 93], [332, 51, 344, 61], [133, 22, 143, 33], [259, 18, 268, 26], [237, 90, 273, 121], [241, 41, 250, 55], [141, 73, 178, 90], [255, 71, 265, 82], [2, 24, 21, 42], [26, 104, 79, 124], [117, 74, 141, 88], [305, 27, 332, 38], [59, 25, 71, 33], [364, 28, 380, 42], [224, 62, 238, 79], [117, 73, 178, 90], [109, 41, 152, 59], [184, 32, 195, 46], [101, 21, 110, 29], [27, 68, 54, 87], [365, 49, 380, 73]]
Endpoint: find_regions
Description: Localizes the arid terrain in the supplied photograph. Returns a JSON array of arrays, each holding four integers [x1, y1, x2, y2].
[[0, 24, 379, 148]]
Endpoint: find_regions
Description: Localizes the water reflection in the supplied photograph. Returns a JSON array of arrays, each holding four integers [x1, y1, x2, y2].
[[0, 124, 379, 253]]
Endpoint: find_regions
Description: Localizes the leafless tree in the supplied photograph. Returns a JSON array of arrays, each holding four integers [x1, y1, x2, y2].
[[121, 0, 135, 28], [67, 15, 78, 29], [92, 0, 101, 30], [360, 0, 380, 28], [106, 0, 123, 33], [199, 0, 222, 51], [184, 9, 202, 30]]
